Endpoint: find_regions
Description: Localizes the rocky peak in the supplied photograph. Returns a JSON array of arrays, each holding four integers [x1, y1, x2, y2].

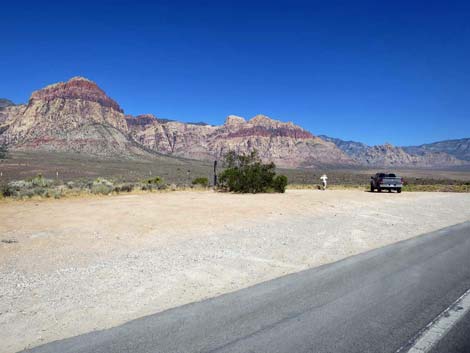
[[223, 114, 314, 139], [30, 77, 123, 112], [224, 115, 246, 126], [249, 114, 273, 126], [126, 114, 158, 127], [248, 115, 296, 129]]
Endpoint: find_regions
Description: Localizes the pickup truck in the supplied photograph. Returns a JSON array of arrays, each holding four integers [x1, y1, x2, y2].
[[370, 173, 403, 193]]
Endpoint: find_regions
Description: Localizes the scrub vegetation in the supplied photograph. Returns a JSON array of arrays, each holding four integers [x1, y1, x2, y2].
[[218, 151, 288, 193]]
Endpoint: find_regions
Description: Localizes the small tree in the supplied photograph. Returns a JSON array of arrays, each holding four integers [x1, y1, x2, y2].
[[218, 150, 288, 193]]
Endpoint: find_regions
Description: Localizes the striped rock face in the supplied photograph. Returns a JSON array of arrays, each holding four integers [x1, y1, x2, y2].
[[125, 114, 354, 168], [0, 77, 145, 157]]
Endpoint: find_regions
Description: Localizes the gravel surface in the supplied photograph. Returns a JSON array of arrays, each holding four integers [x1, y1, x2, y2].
[[1, 190, 469, 353]]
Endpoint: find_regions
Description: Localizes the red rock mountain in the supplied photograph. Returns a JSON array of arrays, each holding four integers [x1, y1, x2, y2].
[[125, 114, 354, 167], [0, 77, 467, 168], [0, 77, 148, 157]]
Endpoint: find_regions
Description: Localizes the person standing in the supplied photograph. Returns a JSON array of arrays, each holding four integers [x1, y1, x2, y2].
[[320, 174, 328, 190]]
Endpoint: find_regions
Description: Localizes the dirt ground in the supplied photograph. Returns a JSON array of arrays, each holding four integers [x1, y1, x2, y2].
[[1, 190, 470, 353]]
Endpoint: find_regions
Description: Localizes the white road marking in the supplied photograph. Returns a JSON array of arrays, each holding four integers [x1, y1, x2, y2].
[[397, 288, 470, 353]]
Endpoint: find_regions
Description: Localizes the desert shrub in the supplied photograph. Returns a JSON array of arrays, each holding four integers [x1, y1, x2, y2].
[[1, 175, 64, 198], [141, 176, 165, 191], [218, 151, 288, 193], [90, 178, 114, 195], [114, 183, 134, 193], [2, 174, 54, 198], [0, 183, 7, 198], [143, 176, 164, 185], [272, 175, 288, 193], [30, 174, 54, 187], [192, 177, 209, 187]]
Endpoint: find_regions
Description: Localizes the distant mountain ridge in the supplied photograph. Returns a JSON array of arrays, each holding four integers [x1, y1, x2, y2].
[[319, 135, 467, 168], [0, 98, 15, 109], [403, 138, 470, 162], [0, 77, 468, 168]]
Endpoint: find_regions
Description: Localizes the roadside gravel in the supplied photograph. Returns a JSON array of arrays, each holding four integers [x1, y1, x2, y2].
[[1, 190, 469, 353]]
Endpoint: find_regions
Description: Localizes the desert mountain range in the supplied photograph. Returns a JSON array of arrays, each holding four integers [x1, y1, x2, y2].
[[0, 77, 468, 168]]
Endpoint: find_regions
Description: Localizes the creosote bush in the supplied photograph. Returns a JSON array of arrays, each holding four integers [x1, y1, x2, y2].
[[192, 177, 209, 187], [144, 176, 164, 185], [90, 178, 114, 195], [272, 175, 288, 193], [218, 151, 288, 193], [141, 176, 166, 191]]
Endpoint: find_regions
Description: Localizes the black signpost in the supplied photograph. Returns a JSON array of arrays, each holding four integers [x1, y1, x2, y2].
[[213, 160, 218, 187]]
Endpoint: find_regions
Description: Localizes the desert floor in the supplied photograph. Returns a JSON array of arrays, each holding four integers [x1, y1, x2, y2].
[[1, 190, 470, 353]]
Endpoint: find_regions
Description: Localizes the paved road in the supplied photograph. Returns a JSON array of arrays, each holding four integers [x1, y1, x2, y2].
[[429, 311, 470, 353], [22, 222, 470, 353]]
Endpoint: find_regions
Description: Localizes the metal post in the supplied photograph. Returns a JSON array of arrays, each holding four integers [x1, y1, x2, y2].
[[213, 160, 218, 187]]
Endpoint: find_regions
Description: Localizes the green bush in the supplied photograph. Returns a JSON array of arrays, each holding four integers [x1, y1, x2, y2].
[[192, 177, 209, 187], [143, 176, 164, 185], [30, 174, 54, 187], [273, 175, 288, 193], [218, 151, 288, 193], [90, 178, 114, 195], [141, 176, 165, 191]]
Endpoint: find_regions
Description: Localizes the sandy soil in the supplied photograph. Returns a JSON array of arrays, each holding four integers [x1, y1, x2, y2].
[[1, 190, 469, 353]]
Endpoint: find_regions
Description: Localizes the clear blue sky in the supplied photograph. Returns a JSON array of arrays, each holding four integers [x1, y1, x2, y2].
[[1, 0, 469, 146]]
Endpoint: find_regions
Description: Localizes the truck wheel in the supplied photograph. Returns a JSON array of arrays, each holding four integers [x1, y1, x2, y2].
[[370, 184, 374, 192], [377, 187, 382, 192], [388, 189, 391, 193], [397, 188, 402, 193]]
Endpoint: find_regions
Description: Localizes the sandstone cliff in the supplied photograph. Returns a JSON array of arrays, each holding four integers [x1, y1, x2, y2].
[[0, 77, 150, 157], [125, 114, 354, 167]]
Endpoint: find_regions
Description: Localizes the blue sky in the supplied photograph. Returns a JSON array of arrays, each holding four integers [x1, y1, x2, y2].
[[1, 0, 469, 146]]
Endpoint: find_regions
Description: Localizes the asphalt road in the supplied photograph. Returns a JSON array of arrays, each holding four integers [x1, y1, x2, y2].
[[429, 311, 470, 353], [22, 221, 470, 353]]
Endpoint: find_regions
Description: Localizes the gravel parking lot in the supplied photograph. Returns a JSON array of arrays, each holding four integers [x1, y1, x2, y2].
[[1, 190, 469, 353]]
